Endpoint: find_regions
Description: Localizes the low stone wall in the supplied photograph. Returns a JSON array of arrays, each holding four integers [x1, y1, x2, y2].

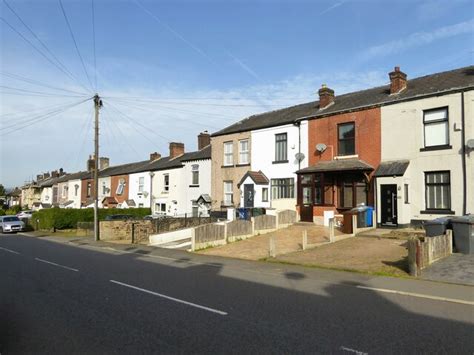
[[99, 220, 155, 242], [408, 230, 453, 276], [77, 222, 94, 237]]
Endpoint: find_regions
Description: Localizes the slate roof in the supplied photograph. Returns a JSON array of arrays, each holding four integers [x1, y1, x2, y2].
[[374, 160, 410, 177], [238, 170, 269, 187], [181, 145, 211, 162], [296, 159, 374, 174], [197, 194, 212, 203], [99, 160, 150, 177], [212, 66, 474, 137]]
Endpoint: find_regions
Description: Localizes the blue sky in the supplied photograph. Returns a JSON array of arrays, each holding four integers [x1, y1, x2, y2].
[[1, 0, 473, 187]]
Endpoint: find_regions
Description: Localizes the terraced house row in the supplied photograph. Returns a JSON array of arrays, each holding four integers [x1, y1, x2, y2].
[[20, 65, 473, 227]]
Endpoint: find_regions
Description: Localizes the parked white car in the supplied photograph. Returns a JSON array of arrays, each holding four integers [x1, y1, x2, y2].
[[17, 210, 33, 219], [0, 215, 25, 233]]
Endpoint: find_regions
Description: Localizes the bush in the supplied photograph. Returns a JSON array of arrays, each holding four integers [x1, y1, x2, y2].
[[5, 205, 22, 215], [32, 207, 151, 230]]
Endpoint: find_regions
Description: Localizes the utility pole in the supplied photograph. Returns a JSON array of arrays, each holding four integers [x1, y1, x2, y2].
[[93, 94, 102, 242]]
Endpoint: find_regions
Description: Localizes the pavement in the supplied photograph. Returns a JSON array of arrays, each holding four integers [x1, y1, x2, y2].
[[1, 232, 473, 354], [421, 253, 474, 286]]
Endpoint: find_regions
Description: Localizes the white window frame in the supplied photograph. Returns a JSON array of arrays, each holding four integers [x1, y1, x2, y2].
[[191, 164, 199, 186], [239, 139, 249, 165], [223, 181, 233, 206], [224, 141, 233, 166], [423, 107, 449, 148], [116, 178, 125, 195], [138, 176, 145, 193], [163, 174, 169, 192]]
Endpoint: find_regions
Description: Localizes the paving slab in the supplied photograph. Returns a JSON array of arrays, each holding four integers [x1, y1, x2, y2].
[[421, 253, 474, 286]]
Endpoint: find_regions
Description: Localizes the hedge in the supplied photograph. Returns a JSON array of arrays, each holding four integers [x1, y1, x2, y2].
[[32, 208, 151, 230]]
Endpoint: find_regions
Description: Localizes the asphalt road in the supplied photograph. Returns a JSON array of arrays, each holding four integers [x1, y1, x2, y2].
[[1, 234, 473, 354]]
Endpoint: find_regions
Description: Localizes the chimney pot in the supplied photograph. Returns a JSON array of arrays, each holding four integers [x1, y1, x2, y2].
[[150, 152, 161, 161], [389, 66, 407, 94], [318, 85, 335, 109], [169, 142, 185, 158], [198, 131, 211, 150]]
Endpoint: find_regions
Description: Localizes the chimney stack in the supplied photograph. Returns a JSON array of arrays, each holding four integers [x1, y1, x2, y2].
[[99, 157, 110, 170], [198, 131, 211, 150], [169, 142, 185, 158], [389, 66, 407, 94], [51, 170, 59, 178], [150, 152, 161, 161], [318, 84, 335, 109], [87, 155, 95, 172]]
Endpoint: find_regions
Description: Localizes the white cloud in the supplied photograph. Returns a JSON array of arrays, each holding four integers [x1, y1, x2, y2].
[[359, 19, 474, 61]]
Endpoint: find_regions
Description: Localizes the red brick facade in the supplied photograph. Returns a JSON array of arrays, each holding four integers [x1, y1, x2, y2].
[[110, 175, 129, 204]]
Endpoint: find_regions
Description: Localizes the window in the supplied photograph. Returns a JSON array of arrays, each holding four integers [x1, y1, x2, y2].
[[262, 188, 269, 202], [275, 133, 288, 162], [138, 203, 144, 208], [138, 177, 145, 193], [74, 184, 79, 196], [423, 107, 449, 148], [239, 139, 249, 164], [163, 174, 169, 192], [425, 171, 451, 210], [223, 181, 233, 205], [338, 177, 367, 208], [404, 184, 409, 204], [192, 200, 199, 217], [191, 164, 199, 185], [271, 178, 294, 199], [116, 178, 125, 195], [87, 182, 92, 197], [102, 182, 107, 195], [63, 186, 68, 198], [338, 122, 355, 156], [313, 174, 334, 206], [224, 141, 233, 166], [155, 203, 166, 213]]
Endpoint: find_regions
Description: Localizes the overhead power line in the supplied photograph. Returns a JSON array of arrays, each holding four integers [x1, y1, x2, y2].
[[91, 0, 98, 91], [58, 0, 95, 91], [0, 17, 91, 93], [0, 85, 89, 98], [1, 71, 89, 96], [1, 0, 90, 94]]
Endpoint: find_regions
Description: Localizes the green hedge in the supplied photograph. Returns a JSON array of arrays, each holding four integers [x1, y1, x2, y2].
[[32, 208, 151, 230]]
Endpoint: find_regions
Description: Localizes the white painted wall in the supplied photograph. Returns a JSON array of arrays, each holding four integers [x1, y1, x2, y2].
[[238, 175, 270, 208], [67, 179, 82, 209], [151, 167, 185, 216], [182, 159, 211, 216], [250, 122, 308, 210], [97, 176, 111, 207], [40, 187, 52, 204], [129, 171, 152, 208], [379, 90, 473, 224]]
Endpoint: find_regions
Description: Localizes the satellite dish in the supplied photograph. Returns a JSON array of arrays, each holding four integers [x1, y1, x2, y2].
[[316, 143, 327, 153], [295, 152, 305, 161], [143, 191, 149, 198], [467, 139, 474, 149]]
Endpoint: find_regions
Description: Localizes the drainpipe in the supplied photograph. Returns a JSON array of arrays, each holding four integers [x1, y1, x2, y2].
[[293, 121, 302, 170], [149, 172, 155, 213], [461, 91, 467, 215]]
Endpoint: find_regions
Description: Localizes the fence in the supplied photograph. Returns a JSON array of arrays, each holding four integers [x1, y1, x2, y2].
[[277, 209, 297, 226], [254, 215, 276, 232], [407, 230, 453, 276], [193, 223, 226, 250], [226, 219, 253, 241]]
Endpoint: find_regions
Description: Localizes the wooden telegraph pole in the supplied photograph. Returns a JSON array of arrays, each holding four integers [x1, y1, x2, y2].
[[93, 94, 102, 241]]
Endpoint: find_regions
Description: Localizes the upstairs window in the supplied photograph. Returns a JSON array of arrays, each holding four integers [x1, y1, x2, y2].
[[275, 133, 288, 162], [164, 174, 169, 192], [74, 184, 79, 196], [338, 122, 355, 156], [102, 182, 107, 195], [191, 164, 199, 185], [138, 177, 145, 193], [224, 142, 233, 166], [423, 107, 449, 148], [239, 139, 249, 164], [116, 178, 125, 195], [86, 182, 92, 198]]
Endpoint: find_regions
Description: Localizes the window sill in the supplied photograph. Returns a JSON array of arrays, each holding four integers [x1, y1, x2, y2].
[[236, 163, 250, 167], [189, 185, 199, 188], [420, 145, 452, 152], [221, 165, 235, 168], [334, 154, 358, 160], [272, 160, 289, 164], [420, 210, 455, 215]]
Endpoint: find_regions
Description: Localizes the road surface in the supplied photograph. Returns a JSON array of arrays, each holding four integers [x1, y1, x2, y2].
[[1, 234, 473, 354]]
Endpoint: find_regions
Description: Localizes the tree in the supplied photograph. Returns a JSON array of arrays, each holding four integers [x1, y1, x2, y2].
[[0, 184, 5, 196]]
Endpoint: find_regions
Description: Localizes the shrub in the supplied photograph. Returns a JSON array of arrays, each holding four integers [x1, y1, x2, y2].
[[32, 207, 151, 230]]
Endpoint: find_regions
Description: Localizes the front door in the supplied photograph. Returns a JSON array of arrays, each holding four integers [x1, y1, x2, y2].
[[381, 184, 398, 226], [300, 186, 313, 222], [244, 184, 254, 208]]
